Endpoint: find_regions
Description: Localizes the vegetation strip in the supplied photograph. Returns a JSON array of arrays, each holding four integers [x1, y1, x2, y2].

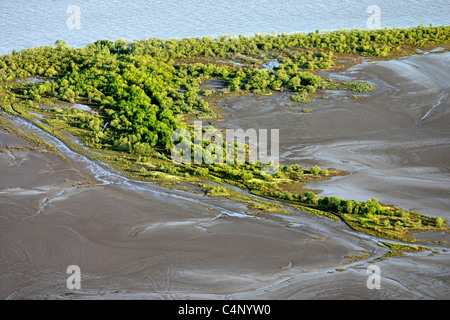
[[1, 26, 449, 243]]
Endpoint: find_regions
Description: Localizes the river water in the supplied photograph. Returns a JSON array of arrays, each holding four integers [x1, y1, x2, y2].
[[1, 0, 449, 54]]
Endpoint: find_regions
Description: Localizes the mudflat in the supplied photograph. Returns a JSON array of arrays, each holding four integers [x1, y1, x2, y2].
[[219, 50, 450, 220], [0, 116, 383, 299], [1, 50, 449, 299]]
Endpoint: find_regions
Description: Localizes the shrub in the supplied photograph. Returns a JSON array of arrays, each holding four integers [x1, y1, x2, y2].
[[303, 191, 318, 205], [162, 165, 177, 175], [339, 82, 375, 93], [290, 92, 311, 103], [194, 167, 209, 177], [435, 217, 445, 228], [309, 165, 321, 175], [240, 172, 254, 181], [341, 200, 355, 214]]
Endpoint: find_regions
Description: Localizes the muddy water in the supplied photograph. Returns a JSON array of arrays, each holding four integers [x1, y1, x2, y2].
[[218, 51, 450, 220], [1, 51, 450, 300]]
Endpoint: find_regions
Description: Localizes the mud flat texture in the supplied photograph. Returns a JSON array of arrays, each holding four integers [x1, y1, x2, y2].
[[1, 51, 449, 300], [0, 117, 383, 299], [219, 51, 450, 221]]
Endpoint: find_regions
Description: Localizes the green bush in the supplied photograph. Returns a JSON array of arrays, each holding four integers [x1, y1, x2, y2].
[[194, 167, 209, 177], [290, 92, 311, 103], [435, 217, 445, 228], [309, 165, 321, 175]]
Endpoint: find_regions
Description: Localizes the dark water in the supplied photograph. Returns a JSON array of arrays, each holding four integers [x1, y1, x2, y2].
[[1, 0, 449, 54]]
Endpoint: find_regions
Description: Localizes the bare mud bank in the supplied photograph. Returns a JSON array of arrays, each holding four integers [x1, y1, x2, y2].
[[218, 51, 450, 220]]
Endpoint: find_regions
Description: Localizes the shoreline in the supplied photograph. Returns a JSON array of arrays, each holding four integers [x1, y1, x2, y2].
[[2, 90, 448, 299], [1, 31, 450, 299], [0, 119, 391, 299], [1, 43, 448, 243], [216, 49, 450, 219]]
